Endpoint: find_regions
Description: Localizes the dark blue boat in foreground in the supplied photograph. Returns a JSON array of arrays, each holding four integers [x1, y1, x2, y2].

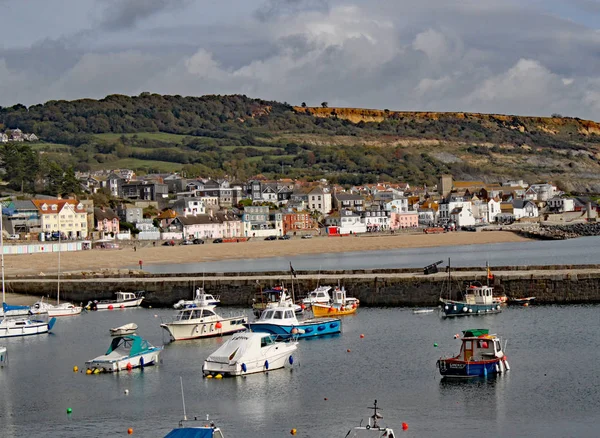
[[437, 329, 510, 378]]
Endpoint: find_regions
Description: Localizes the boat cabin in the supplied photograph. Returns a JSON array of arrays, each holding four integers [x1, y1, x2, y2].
[[464, 282, 494, 305], [258, 307, 299, 325], [303, 286, 331, 303], [175, 307, 217, 322], [332, 287, 347, 304], [116, 291, 142, 302], [455, 329, 503, 362]]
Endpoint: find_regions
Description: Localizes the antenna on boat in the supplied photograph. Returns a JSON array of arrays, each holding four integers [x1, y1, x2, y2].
[[1, 214, 5, 305], [180, 376, 187, 421], [368, 399, 383, 428]]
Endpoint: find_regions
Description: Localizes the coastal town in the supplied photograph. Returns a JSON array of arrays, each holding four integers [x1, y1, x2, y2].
[[1, 169, 597, 248]]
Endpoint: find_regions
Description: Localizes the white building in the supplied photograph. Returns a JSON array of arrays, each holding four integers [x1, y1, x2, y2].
[[325, 209, 366, 234], [308, 186, 332, 216], [450, 206, 475, 227], [384, 198, 409, 213], [439, 197, 473, 224], [525, 183, 557, 201], [512, 199, 539, 219], [173, 197, 206, 217], [547, 197, 575, 213], [361, 210, 390, 231]]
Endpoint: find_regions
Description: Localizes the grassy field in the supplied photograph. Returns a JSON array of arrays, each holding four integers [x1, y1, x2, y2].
[[94, 132, 190, 143], [30, 143, 73, 152], [89, 158, 183, 172]]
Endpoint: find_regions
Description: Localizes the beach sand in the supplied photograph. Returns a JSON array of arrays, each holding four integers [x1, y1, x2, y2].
[[3, 231, 530, 276]]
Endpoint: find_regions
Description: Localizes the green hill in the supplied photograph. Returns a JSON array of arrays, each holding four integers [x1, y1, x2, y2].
[[2, 93, 600, 192]]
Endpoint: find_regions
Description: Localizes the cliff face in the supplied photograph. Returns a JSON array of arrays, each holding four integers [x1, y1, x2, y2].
[[294, 107, 600, 136]]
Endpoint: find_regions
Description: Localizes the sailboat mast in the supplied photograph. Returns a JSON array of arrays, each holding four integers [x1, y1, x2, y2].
[[1, 215, 5, 304]]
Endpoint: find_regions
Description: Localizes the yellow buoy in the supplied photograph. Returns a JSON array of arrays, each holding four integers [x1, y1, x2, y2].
[[215, 374, 223, 379], [93, 368, 101, 374], [206, 374, 213, 379], [86, 369, 92, 375], [290, 428, 297, 435], [73, 365, 79, 372]]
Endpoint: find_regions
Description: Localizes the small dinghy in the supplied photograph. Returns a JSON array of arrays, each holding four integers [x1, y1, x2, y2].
[[109, 323, 138, 336]]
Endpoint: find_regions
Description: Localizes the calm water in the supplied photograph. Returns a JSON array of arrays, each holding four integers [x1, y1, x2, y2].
[[1, 305, 599, 437], [143, 236, 600, 274]]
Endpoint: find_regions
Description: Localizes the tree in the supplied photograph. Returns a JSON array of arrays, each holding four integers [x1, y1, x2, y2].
[[301, 102, 307, 108], [321, 102, 328, 108]]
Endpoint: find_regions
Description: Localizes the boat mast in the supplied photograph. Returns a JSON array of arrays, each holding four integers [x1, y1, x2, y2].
[[1, 215, 5, 304], [447, 257, 451, 300], [57, 221, 61, 305]]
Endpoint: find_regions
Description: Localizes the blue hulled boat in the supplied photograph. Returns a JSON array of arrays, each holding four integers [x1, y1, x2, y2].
[[246, 302, 341, 339], [440, 281, 503, 317], [437, 329, 510, 378]]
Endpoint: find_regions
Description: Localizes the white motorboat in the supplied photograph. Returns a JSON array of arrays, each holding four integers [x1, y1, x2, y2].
[[161, 306, 247, 341], [252, 286, 302, 317], [109, 323, 138, 336], [302, 285, 359, 308], [202, 331, 298, 377], [301, 285, 332, 305], [86, 334, 162, 373], [0, 316, 57, 338], [345, 400, 397, 438], [87, 291, 144, 311], [173, 288, 220, 309]]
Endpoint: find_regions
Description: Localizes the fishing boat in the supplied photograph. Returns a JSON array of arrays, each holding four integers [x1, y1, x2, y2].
[[109, 322, 138, 336], [85, 334, 162, 373], [301, 285, 332, 305], [246, 302, 341, 339], [173, 287, 220, 309], [252, 285, 302, 316], [202, 331, 297, 377], [161, 306, 247, 341], [311, 286, 359, 317], [86, 291, 144, 311], [0, 221, 57, 338], [437, 329, 510, 378], [439, 261, 501, 317], [345, 400, 397, 438]]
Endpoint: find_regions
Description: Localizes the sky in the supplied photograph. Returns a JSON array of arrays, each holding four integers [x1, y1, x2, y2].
[[1, 0, 599, 119]]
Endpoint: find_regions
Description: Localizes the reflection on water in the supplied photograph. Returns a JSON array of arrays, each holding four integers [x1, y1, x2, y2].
[[142, 236, 600, 273]]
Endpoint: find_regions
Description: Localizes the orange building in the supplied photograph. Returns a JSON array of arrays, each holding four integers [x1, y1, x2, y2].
[[282, 211, 315, 235]]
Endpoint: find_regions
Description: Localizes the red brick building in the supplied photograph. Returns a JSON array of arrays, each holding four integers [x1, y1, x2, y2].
[[282, 211, 316, 235]]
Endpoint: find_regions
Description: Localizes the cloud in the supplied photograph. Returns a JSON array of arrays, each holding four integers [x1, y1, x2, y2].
[[99, 0, 189, 30], [1, 0, 600, 120], [255, 0, 330, 22]]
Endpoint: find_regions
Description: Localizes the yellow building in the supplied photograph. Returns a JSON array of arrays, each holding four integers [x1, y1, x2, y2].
[[32, 199, 88, 239]]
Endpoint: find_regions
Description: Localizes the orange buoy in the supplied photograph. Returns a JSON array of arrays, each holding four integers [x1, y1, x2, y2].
[[126, 363, 133, 371], [328, 307, 334, 313], [128, 428, 133, 435], [324, 397, 328, 400], [215, 321, 223, 329], [402, 422, 408, 431], [360, 334, 365, 339], [108, 304, 114, 310], [347, 349, 351, 353]]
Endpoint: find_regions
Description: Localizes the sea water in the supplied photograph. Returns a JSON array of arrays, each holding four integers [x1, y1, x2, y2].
[[0, 304, 598, 437]]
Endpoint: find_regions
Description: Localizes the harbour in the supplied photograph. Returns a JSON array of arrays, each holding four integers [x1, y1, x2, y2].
[[1, 305, 599, 437]]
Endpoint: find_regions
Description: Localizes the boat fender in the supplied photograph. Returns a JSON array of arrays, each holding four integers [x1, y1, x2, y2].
[[241, 363, 247, 373], [444, 305, 449, 310], [453, 306, 457, 311], [264, 360, 269, 370], [504, 359, 510, 371], [468, 308, 473, 313], [499, 360, 504, 373], [366, 425, 370, 430], [140, 357, 144, 368], [289, 355, 294, 365], [462, 307, 468, 313]]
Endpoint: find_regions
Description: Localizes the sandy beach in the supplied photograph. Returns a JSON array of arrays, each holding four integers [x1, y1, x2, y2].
[[2, 231, 530, 276]]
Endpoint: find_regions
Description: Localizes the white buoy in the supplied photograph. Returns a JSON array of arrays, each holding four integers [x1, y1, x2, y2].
[[504, 359, 510, 371], [462, 307, 468, 313], [124, 389, 129, 395]]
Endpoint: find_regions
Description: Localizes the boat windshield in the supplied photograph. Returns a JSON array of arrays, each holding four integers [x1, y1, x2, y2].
[[261, 310, 274, 320]]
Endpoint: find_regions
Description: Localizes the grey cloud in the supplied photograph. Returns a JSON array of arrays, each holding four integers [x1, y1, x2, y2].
[[255, 0, 330, 22], [99, 0, 189, 31]]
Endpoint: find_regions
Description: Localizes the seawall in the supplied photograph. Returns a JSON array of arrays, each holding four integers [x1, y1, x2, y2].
[[6, 265, 600, 307]]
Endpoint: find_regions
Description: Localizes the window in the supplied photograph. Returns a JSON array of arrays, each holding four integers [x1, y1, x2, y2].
[[274, 311, 283, 319], [285, 310, 294, 318]]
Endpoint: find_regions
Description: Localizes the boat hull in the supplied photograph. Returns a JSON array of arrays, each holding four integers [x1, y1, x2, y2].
[[47, 305, 82, 317], [246, 318, 341, 339], [437, 357, 508, 378], [312, 303, 358, 317], [90, 298, 144, 311], [86, 348, 162, 373], [203, 345, 296, 376], [161, 316, 248, 341], [0, 318, 56, 338], [440, 300, 502, 317]]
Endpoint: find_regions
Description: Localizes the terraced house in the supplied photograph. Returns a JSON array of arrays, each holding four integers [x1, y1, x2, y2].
[[32, 199, 88, 239]]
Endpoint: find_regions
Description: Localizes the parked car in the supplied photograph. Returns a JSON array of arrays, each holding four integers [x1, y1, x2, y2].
[[8, 234, 20, 240], [213, 238, 223, 244], [193, 238, 205, 245], [180, 240, 194, 245], [264, 235, 277, 241], [301, 234, 313, 239], [278, 235, 291, 240]]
